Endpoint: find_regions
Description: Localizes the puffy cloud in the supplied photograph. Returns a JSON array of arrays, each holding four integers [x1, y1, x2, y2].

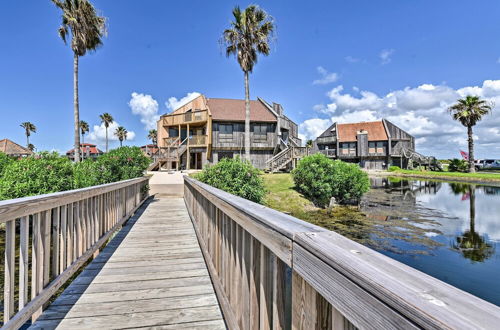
[[299, 80, 500, 158], [87, 121, 136, 149], [379, 49, 395, 65], [313, 66, 339, 85], [165, 92, 201, 111], [129, 92, 160, 130]]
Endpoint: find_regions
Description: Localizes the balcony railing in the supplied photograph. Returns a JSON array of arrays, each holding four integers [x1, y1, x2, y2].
[[316, 135, 336, 144], [319, 149, 336, 157], [189, 135, 208, 146], [163, 110, 208, 126]]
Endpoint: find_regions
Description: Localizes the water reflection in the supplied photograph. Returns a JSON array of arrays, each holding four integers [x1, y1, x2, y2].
[[450, 185, 495, 262], [363, 177, 500, 306]]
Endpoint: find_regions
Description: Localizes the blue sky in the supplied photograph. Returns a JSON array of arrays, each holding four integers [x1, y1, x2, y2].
[[1, 0, 500, 158]]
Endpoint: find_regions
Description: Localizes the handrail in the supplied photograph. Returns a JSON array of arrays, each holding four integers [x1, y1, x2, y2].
[[1, 177, 149, 328], [184, 176, 500, 329]]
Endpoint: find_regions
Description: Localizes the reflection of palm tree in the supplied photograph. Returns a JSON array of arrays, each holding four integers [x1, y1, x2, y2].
[[452, 186, 495, 262], [449, 182, 469, 195]]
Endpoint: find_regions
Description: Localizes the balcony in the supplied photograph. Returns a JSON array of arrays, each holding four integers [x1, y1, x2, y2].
[[163, 110, 208, 126], [189, 135, 208, 146], [319, 149, 336, 157], [316, 135, 336, 144]]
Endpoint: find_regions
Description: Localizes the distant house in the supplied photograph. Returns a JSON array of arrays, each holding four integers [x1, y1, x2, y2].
[[155, 94, 302, 171], [0, 138, 33, 157], [66, 143, 103, 161], [314, 119, 415, 170], [140, 144, 159, 158]]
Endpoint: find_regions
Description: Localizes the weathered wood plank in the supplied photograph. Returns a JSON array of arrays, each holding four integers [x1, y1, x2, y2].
[[19, 216, 29, 310], [4, 219, 16, 322]]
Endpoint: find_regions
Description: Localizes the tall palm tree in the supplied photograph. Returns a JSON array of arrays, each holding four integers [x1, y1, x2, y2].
[[448, 95, 492, 172], [114, 126, 128, 147], [99, 113, 114, 152], [20, 122, 36, 147], [80, 120, 89, 143], [52, 0, 107, 162], [27, 143, 35, 152], [148, 129, 157, 146], [222, 5, 275, 161]]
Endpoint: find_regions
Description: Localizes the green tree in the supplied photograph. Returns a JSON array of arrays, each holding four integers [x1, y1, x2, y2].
[[448, 96, 492, 172], [80, 120, 89, 143], [52, 0, 107, 162], [99, 113, 114, 151], [222, 5, 275, 161], [306, 139, 313, 148], [20, 122, 36, 147], [148, 129, 157, 146], [114, 126, 128, 147]]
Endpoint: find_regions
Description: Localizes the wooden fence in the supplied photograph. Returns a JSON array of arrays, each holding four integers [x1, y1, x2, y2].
[[0, 177, 149, 329], [184, 176, 500, 330]]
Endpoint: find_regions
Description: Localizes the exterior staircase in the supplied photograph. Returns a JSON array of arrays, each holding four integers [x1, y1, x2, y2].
[[399, 147, 442, 171], [148, 138, 188, 171], [266, 144, 309, 173]]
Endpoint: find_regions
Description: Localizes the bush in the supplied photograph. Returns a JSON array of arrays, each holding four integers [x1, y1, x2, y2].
[[448, 158, 468, 172], [0, 152, 74, 200], [0, 152, 13, 176], [94, 147, 150, 183], [388, 165, 400, 172], [195, 157, 265, 203], [292, 154, 370, 207], [73, 159, 101, 188]]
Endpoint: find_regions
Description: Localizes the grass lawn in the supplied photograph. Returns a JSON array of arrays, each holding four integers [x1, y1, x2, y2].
[[389, 168, 500, 182]]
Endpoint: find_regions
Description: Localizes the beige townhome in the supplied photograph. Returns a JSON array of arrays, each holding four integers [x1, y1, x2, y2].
[[153, 94, 304, 171]]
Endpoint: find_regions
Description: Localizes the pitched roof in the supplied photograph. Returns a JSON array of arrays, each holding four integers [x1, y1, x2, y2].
[[206, 98, 277, 122], [337, 121, 388, 142], [66, 143, 103, 155], [0, 139, 33, 156]]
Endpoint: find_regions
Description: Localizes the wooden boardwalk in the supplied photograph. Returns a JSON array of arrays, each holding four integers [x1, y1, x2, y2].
[[29, 197, 226, 329]]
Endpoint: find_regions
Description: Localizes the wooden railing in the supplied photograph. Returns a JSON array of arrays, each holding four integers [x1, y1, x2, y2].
[[316, 136, 336, 144], [319, 149, 336, 157], [184, 176, 500, 329], [162, 110, 208, 126], [0, 177, 149, 329], [189, 135, 208, 146]]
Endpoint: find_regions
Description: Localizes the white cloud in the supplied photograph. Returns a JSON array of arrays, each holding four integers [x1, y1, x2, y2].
[[299, 80, 500, 158], [129, 92, 160, 130], [87, 121, 136, 149], [313, 66, 339, 85], [345, 56, 361, 63], [379, 49, 395, 65], [165, 92, 201, 111]]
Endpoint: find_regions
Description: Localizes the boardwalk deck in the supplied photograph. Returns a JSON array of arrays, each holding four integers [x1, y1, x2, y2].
[[29, 197, 226, 330]]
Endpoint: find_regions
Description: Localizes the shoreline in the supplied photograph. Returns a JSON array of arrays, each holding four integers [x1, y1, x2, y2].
[[367, 170, 500, 186]]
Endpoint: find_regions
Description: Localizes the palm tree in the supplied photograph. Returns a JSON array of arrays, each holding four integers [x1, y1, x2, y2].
[[306, 139, 313, 148], [148, 129, 157, 146], [99, 113, 114, 152], [80, 120, 89, 143], [448, 96, 492, 172], [222, 5, 275, 161], [20, 122, 36, 147], [114, 126, 128, 147], [52, 0, 107, 162], [27, 143, 35, 152]]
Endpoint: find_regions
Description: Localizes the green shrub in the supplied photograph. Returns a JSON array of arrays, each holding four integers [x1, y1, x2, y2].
[[448, 158, 468, 172], [0, 152, 74, 200], [195, 157, 265, 203], [388, 165, 400, 172], [73, 159, 101, 188], [95, 147, 150, 183], [292, 154, 370, 207], [0, 152, 13, 176]]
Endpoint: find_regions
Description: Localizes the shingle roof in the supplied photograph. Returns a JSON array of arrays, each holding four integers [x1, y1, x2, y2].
[[207, 98, 277, 122], [66, 143, 103, 155], [0, 139, 33, 156], [337, 121, 388, 142]]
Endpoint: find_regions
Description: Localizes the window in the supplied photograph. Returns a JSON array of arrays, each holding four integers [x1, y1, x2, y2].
[[253, 124, 268, 136], [168, 127, 179, 137], [218, 152, 233, 160], [369, 141, 386, 154], [341, 142, 356, 155], [369, 142, 376, 154], [376, 141, 386, 154], [219, 124, 233, 135]]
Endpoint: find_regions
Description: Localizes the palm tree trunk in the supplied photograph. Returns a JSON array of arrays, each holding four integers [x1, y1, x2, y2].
[[120, 140, 122, 147], [244, 71, 251, 162], [467, 125, 475, 173], [105, 127, 109, 152], [469, 186, 476, 233], [82, 133, 85, 144], [74, 54, 81, 162], [26, 133, 29, 148]]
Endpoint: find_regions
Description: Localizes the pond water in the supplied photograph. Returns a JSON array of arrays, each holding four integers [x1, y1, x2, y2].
[[361, 177, 500, 306]]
